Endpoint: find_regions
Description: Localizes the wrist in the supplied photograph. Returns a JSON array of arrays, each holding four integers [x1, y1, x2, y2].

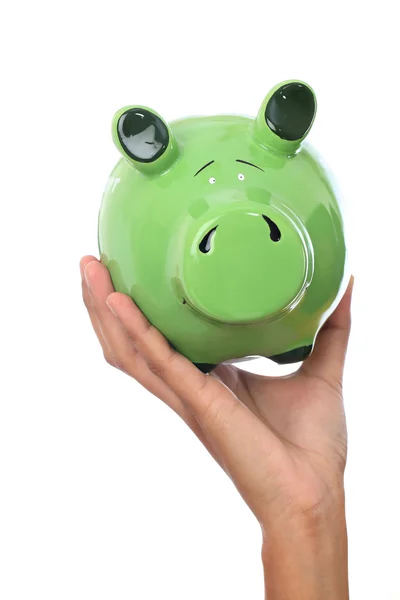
[[261, 494, 348, 600]]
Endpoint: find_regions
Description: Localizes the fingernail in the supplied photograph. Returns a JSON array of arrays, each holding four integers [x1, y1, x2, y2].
[[106, 299, 118, 317], [84, 266, 91, 289], [84, 261, 98, 290]]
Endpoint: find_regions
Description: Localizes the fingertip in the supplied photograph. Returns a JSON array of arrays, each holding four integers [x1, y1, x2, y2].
[[107, 291, 135, 309], [341, 274, 355, 317], [347, 275, 355, 313], [106, 292, 140, 324], [326, 276, 354, 328], [105, 295, 118, 317], [105, 291, 120, 311], [83, 259, 102, 284], [79, 255, 98, 277], [347, 274, 355, 298]]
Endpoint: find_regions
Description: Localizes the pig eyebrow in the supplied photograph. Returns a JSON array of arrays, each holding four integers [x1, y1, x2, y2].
[[236, 159, 264, 172], [194, 160, 215, 176]]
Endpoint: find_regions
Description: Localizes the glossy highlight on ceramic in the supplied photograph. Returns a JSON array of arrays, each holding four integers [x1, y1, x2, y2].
[[98, 80, 348, 371]]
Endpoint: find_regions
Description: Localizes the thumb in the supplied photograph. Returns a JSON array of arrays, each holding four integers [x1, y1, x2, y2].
[[302, 276, 354, 387]]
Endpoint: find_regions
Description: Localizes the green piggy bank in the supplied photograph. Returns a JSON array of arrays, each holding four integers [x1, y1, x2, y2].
[[98, 80, 348, 372]]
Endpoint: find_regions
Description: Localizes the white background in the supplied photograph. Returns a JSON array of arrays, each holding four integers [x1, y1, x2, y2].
[[1, 1, 399, 598]]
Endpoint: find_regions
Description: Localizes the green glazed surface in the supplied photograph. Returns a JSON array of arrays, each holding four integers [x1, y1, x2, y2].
[[98, 81, 348, 367]]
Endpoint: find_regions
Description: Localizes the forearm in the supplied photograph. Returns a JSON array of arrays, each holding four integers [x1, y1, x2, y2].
[[261, 498, 348, 600]]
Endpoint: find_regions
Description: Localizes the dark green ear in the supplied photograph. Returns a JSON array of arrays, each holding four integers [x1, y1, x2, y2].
[[112, 106, 179, 175], [254, 81, 317, 154]]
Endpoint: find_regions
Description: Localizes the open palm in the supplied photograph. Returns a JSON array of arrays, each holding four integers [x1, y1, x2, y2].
[[81, 255, 353, 528]]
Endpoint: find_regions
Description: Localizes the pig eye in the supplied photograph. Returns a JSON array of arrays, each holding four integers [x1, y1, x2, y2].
[[117, 108, 169, 163], [209, 177, 216, 184], [238, 173, 245, 181]]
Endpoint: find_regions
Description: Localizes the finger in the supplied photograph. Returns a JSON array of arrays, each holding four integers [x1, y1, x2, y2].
[[106, 292, 283, 468], [83, 260, 135, 370], [83, 259, 183, 397], [80, 259, 223, 466], [80, 256, 115, 361], [302, 276, 354, 387], [105, 291, 236, 419], [80, 255, 99, 274]]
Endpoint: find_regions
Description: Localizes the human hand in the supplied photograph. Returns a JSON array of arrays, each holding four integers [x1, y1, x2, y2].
[[81, 255, 353, 599]]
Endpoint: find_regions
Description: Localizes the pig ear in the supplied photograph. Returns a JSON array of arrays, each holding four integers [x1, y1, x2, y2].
[[254, 81, 316, 154], [112, 106, 179, 174]]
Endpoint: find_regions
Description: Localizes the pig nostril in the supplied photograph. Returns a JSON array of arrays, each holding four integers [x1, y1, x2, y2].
[[262, 215, 281, 242], [199, 226, 218, 253], [199, 218, 280, 253]]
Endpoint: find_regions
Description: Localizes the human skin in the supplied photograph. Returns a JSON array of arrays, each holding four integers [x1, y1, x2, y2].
[[80, 255, 353, 599]]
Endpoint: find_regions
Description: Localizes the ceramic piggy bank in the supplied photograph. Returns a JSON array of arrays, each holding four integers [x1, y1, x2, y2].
[[98, 80, 348, 372]]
